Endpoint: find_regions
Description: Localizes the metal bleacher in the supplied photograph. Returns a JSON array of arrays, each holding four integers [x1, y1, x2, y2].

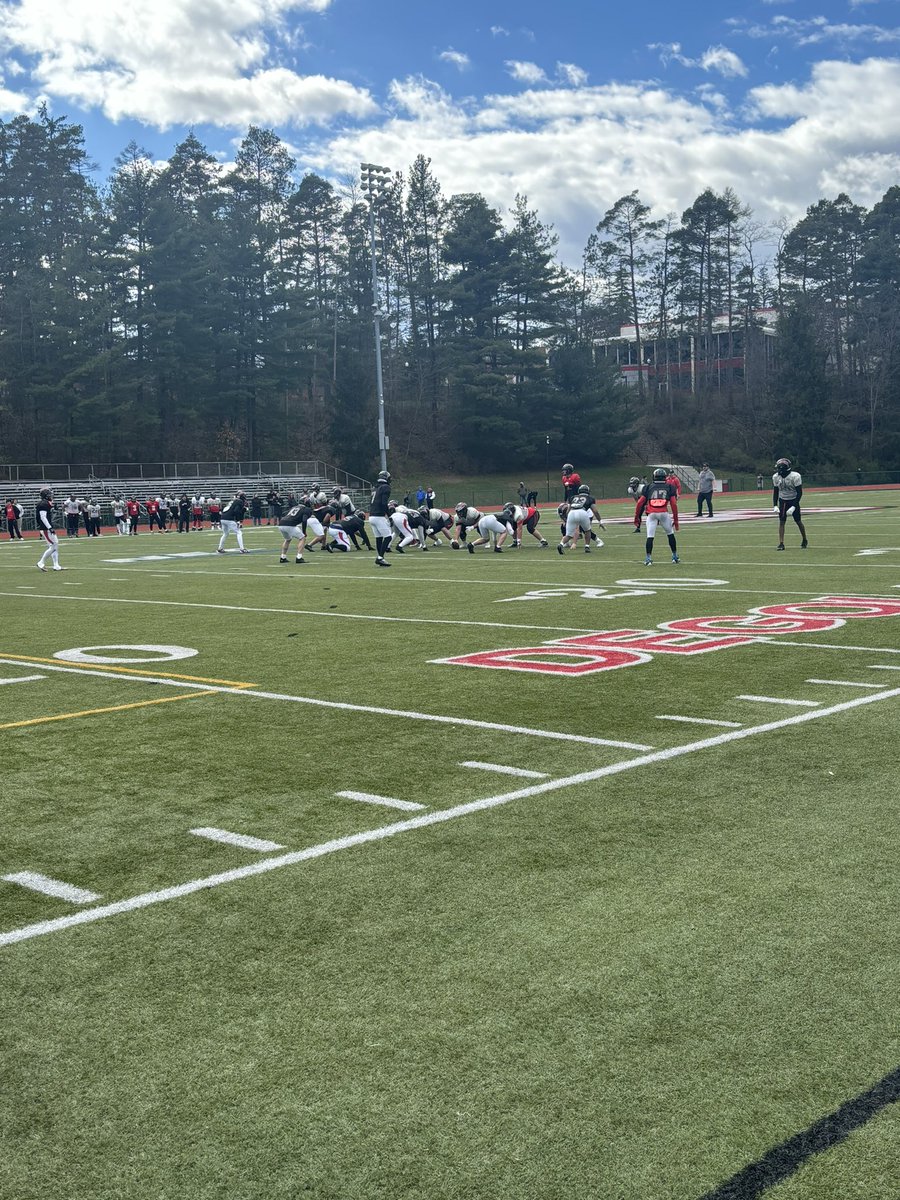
[[1, 461, 373, 532]]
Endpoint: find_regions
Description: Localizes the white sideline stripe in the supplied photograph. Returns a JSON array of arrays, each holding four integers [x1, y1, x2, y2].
[[805, 678, 884, 689], [0, 657, 652, 752], [190, 827, 285, 853], [460, 761, 549, 779], [335, 791, 426, 812], [0, 674, 45, 686], [869, 665, 900, 671], [736, 694, 821, 708], [655, 715, 743, 728], [3, 685, 900, 949], [2, 872, 100, 905]]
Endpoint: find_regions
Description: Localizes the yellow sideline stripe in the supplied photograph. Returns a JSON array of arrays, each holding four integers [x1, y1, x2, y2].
[[0, 690, 217, 732], [0, 653, 254, 688]]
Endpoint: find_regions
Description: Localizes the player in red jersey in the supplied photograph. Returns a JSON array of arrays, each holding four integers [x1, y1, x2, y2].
[[634, 468, 680, 566]]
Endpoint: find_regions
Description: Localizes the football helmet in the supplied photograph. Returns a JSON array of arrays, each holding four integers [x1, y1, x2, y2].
[[377, 470, 391, 482], [577, 484, 590, 495], [387, 500, 397, 513], [652, 468, 667, 481], [39, 488, 52, 500], [562, 462, 574, 474], [355, 511, 366, 520], [455, 501, 467, 514], [628, 476, 640, 488], [418, 505, 430, 518], [332, 487, 342, 497], [775, 458, 791, 476]]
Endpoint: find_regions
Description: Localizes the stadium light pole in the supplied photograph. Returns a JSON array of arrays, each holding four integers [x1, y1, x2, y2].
[[545, 434, 550, 504], [360, 162, 392, 475]]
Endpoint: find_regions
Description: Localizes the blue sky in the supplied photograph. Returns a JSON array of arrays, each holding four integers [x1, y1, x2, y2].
[[2, 0, 900, 261]]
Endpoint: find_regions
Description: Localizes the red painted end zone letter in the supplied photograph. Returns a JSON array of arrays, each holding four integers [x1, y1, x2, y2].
[[440, 645, 649, 675]]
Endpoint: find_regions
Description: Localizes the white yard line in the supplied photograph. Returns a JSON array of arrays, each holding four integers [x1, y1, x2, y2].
[[2, 872, 101, 905], [736, 695, 822, 708], [0, 674, 45, 686], [190, 828, 285, 853], [460, 761, 549, 779], [805, 679, 885, 689], [868, 665, 900, 671], [0, 656, 653, 752], [335, 791, 426, 812], [0, 590, 605, 636], [3, 684, 899, 949], [655, 715, 744, 728]]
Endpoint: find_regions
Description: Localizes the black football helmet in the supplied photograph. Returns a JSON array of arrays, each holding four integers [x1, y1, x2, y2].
[[332, 487, 342, 497], [628, 476, 640, 488], [652, 468, 667, 481], [775, 458, 791, 476], [562, 462, 574, 474], [577, 484, 590, 494], [39, 488, 52, 500], [377, 470, 391, 482], [418, 505, 430, 518]]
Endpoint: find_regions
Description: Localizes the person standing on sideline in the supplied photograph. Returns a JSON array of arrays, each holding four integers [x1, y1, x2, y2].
[[145, 495, 166, 532], [634, 468, 680, 566], [696, 463, 715, 517], [665, 468, 681, 497], [217, 492, 250, 554], [177, 494, 191, 533], [369, 470, 393, 567], [35, 489, 64, 571], [63, 495, 79, 537], [126, 497, 141, 534], [425, 485, 436, 508], [112, 496, 128, 535], [250, 494, 263, 526], [87, 498, 102, 536], [517, 482, 528, 508], [773, 458, 809, 551], [5, 498, 23, 540]]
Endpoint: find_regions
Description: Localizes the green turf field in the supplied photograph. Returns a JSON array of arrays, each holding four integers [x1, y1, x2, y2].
[[2, 491, 899, 1200]]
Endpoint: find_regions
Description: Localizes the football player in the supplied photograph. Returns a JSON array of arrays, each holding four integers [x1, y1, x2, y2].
[[558, 485, 604, 554], [35, 488, 64, 571], [452, 503, 483, 547], [561, 462, 582, 501], [369, 470, 393, 567], [216, 491, 250, 554], [277, 498, 312, 563], [466, 508, 511, 553], [634, 468, 680, 566], [773, 458, 809, 550]]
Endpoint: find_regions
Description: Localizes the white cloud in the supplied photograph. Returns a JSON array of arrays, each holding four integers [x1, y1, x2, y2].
[[490, 26, 509, 37], [303, 58, 900, 265], [439, 49, 471, 71], [651, 41, 747, 78], [741, 15, 900, 45], [505, 60, 548, 84], [0, 0, 377, 127], [557, 62, 588, 86], [0, 78, 30, 114]]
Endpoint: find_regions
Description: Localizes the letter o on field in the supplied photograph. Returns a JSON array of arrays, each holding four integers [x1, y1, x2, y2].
[[54, 644, 199, 665]]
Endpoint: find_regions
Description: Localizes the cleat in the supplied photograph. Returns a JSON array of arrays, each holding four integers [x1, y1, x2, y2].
[[239, 549, 249, 554], [467, 543, 475, 555], [36, 563, 46, 571], [557, 543, 565, 555], [295, 556, 305, 564], [53, 565, 65, 571], [540, 539, 548, 547], [776, 543, 785, 551], [493, 547, 502, 553], [279, 557, 288, 563], [644, 556, 652, 566], [801, 539, 808, 549], [672, 554, 680, 563], [325, 543, 333, 553], [375, 558, 390, 567], [216, 548, 225, 554], [584, 547, 591, 553]]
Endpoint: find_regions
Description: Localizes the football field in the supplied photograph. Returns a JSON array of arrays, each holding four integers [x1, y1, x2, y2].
[[2, 494, 899, 1200]]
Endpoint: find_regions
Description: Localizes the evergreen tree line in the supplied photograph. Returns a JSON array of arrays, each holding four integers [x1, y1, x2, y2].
[[2, 109, 900, 477]]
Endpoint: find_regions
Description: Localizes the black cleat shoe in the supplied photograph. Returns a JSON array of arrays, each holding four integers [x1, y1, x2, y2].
[[279, 556, 288, 563], [375, 557, 390, 567], [801, 539, 808, 549], [295, 556, 305, 564], [776, 543, 785, 551], [467, 543, 475, 554]]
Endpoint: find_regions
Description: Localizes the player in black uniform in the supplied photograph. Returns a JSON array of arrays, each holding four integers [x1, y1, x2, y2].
[[634, 469, 680, 565], [277, 500, 312, 563], [35, 489, 64, 571], [216, 492, 250, 554], [369, 471, 392, 567], [340, 510, 372, 550]]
